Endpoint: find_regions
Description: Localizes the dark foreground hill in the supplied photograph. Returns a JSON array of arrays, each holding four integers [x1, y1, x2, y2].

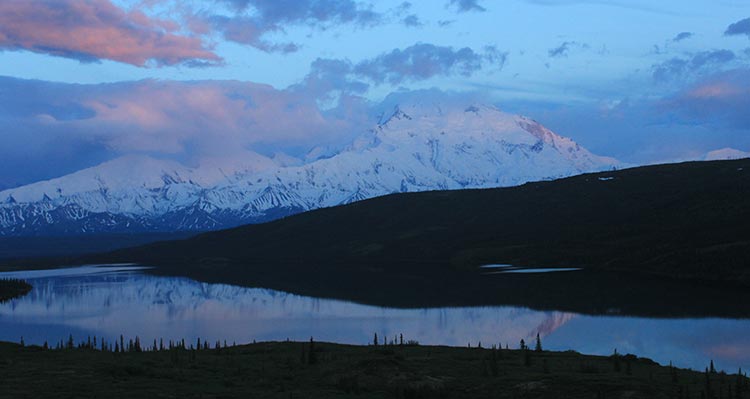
[[1, 340, 747, 399], [99, 159, 750, 280]]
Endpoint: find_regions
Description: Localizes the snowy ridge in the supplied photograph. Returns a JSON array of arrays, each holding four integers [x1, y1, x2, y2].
[[702, 148, 750, 161], [0, 103, 621, 236]]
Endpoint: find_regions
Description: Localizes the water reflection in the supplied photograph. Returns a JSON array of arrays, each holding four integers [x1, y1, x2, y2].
[[0, 266, 748, 372]]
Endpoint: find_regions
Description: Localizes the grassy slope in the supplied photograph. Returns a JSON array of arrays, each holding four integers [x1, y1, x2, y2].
[[1, 341, 746, 399]]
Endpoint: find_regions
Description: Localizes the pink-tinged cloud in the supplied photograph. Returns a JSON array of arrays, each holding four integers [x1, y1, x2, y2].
[[661, 68, 750, 129], [1, 77, 370, 158], [704, 343, 750, 362], [686, 82, 743, 100], [0, 0, 221, 67]]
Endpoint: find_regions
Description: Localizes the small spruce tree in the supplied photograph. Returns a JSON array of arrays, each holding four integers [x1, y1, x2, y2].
[[523, 347, 531, 367], [308, 337, 317, 365], [535, 333, 542, 352], [612, 349, 622, 372]]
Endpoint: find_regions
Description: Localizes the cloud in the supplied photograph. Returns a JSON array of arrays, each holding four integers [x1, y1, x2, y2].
[[547, 41, 589, 58], [402, 14, 423, 27], [218, 0, 380, 26], [194, 0, 381, 52], [522, 0, 669, 13], [652, 50, 736, 83], [725, 17, 750, 38], [447, 0, 486, 13], [294, 58, 369, 101], [0, 39, 508, 188], [0, 0, 221, 67], [1, 77, 525, 188], [672, 32, 694, 42], [0, 76, 372, 187], [353, 43, 504, 85], [296, 44, 506, 96], [663, 68, 750, 129], [205, 15, 299, 53]]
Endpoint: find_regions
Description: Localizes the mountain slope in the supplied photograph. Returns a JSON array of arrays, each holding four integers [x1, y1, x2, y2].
[[0, 104, 620, 236]]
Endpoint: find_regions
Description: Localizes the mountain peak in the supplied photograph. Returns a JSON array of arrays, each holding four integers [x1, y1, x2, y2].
[[380, 102, 501, 125], [0, 106, 621, 236]]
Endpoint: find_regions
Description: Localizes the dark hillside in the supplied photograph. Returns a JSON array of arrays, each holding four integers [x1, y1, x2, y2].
[[101, 159, 750, 284]]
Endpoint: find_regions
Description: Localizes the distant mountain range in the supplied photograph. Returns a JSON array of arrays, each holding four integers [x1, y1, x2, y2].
[[0, 103, 621, 236]]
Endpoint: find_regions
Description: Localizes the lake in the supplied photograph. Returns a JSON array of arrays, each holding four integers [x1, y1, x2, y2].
[[0, 265, 748, 372]]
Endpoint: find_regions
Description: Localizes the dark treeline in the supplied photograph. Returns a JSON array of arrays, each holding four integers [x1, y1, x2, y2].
[[0, 278, 31, 302], [3, 333, 750, 399], [34, 333, 237, 354]]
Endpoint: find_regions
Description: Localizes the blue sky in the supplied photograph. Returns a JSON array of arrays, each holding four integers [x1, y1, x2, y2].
[[0, 0, 749, 188]]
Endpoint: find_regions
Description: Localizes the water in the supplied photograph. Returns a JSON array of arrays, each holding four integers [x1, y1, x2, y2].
[[1, 266, 748, 372], [479, 264, 583, 273], [483, 268, 583, 274]]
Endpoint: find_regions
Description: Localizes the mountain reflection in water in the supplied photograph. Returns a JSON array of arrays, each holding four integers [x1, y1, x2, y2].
[[0, 266, 748, 372]]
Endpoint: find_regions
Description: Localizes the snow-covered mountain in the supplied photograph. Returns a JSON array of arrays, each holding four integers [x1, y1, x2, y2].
[[0, 104, 621, 236], [702, 148, 750, 161]]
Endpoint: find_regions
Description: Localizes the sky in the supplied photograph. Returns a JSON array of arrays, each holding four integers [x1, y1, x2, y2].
[[0, 0, 749, 189]]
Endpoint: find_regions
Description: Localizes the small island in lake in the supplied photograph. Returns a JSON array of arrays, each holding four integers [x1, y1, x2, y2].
[[0, 278, 31, 303]]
